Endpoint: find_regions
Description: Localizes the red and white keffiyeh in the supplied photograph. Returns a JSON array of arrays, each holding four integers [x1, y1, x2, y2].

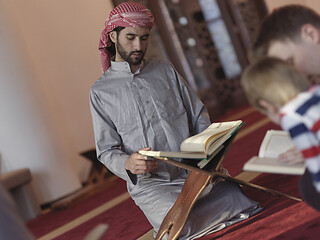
[[99, 2, 154, 72]]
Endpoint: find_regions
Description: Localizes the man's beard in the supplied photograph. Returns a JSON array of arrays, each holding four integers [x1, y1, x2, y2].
[[116, 41, 145, 66]]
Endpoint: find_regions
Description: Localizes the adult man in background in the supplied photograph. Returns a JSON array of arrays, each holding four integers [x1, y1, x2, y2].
[[252, 4, 320, 211], [90, 2, 260, 238]]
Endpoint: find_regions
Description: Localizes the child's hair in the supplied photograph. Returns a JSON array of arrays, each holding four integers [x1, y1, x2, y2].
[[241, 57, 310, 112]]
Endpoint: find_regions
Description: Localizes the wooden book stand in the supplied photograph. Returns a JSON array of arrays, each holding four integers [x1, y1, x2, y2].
[[154, 133, 301, 240]]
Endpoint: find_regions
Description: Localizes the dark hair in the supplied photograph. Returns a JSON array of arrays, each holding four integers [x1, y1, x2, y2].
[[252, 4, 320, 60], [107, 27, 125, 56]]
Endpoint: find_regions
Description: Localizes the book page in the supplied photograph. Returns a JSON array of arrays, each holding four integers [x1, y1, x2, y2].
[[243, 156, 305, 175], [259, 130, 294, 158], [138, 150, 206, 159], [180, 120, 242, 153]]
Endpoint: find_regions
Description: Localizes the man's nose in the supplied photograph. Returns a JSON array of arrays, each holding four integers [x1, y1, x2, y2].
[[134, 39, 142, 50]]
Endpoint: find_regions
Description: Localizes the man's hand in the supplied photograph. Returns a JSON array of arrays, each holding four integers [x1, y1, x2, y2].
[[278, 146, 304, 165], [125, 147, 158, 174]]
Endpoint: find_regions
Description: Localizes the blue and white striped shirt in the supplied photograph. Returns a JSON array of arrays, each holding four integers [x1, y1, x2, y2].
[[281, 85, 320, 193]]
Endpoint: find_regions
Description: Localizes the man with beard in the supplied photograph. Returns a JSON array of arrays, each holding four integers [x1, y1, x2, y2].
[[90, 2, 261, 239]]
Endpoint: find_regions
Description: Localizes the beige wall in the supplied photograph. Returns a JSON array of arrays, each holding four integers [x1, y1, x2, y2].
[[266, 0, 320, 13], [0, 0, 114, 203]]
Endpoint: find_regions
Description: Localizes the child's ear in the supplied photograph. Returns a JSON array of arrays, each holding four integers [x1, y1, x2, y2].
[[258, 99, 279, 115], [258, 99, 281, 124]]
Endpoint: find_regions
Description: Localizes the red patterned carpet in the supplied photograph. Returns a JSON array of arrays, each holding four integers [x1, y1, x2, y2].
[[199, 173, 320, 240], [26, 105, 320, 240], [27, 178, 151, 240]]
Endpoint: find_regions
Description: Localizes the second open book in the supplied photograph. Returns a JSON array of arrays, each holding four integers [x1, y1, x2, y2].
[[243, 130, 306, 175], [139, 120, 243, 165]]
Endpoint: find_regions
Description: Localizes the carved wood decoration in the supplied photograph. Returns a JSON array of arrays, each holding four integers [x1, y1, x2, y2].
[[151, 0, 268, 119]]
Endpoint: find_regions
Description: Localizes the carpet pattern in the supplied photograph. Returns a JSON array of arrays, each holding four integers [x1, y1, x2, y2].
[[199, 173, 320, 240], [26, 105, 320, 239], [27, 178, 151, 240]]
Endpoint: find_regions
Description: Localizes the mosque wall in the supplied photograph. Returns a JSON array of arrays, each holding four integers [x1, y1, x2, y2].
[[0, 0, 114, 204]]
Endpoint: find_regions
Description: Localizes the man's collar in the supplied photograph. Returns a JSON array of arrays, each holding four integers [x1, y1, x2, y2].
[[110, 61, 132, 72], [110, 60, 144, 74]]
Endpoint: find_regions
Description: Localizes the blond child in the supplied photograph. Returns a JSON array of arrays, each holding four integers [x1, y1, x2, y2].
[[241, 57, 320, 211]]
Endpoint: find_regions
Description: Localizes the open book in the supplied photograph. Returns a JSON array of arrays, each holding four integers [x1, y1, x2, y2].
[[243, 130, 306, 175], [139, 120, 243, 161]]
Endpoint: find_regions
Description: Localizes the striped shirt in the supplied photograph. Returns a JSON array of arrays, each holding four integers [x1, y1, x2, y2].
[[280, 85, 320, 193]]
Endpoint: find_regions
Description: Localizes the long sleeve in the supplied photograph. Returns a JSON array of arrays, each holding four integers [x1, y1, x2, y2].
[[89, 90, 136, 184]]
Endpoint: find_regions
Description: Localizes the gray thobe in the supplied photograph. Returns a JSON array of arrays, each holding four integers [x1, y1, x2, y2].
[[90, 58, 261, 239]]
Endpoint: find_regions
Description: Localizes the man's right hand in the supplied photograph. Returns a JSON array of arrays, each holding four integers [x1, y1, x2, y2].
[[125, 147, 158, 174]]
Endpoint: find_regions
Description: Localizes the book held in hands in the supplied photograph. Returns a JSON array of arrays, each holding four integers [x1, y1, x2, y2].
[[139, 120, 243, 165], [243, 130, 306, 175]]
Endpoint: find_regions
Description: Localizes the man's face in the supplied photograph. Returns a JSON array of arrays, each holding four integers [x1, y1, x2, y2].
[[267, 39, 320, 76], [114, 27, 150, 66]]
